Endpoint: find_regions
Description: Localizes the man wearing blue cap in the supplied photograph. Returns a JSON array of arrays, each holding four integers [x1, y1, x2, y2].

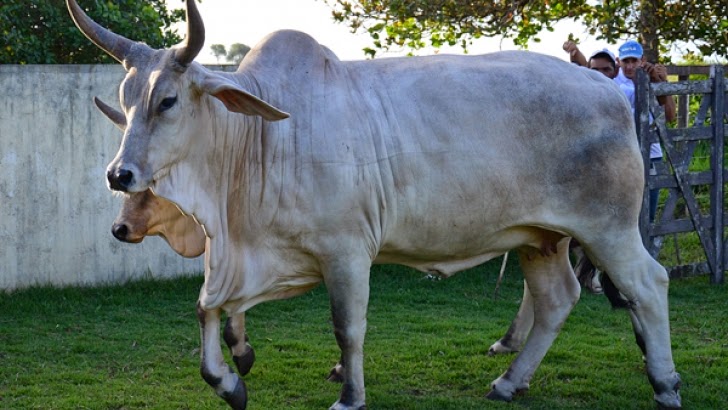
[[617, 39, 676, 223], [616, 39, 644, 84], [616, 39, 675, 123]]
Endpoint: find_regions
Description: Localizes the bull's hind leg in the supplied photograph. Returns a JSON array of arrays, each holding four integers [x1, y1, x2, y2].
[[488, 236, 579, 401], [488, 281, 534, 355], [197, 302, 247, 410], [223, 312, 255, 377], [588, 230, 681, 408], [600, 273, 648, 358]]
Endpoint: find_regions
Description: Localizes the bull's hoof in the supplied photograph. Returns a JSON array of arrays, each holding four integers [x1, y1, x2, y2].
[[221, 377, 248, 410], [327, 363, 345, 383], [486, 388, 513, 402], [654, 373, 682, 409], [233, 345, 255, 376], [329, 400, 366, 410], [488, 375, 528, 402], [656, 401, 682, 410], [328, 383, 366, 410]]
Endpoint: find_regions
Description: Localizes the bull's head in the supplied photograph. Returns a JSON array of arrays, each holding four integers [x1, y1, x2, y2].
[[67, 0, 289, 193], [113, 189, 206, 258]]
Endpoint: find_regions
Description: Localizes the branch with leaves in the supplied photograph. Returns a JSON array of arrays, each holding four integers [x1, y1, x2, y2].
[[1, 0, 186, 64], [324, 0, 728, 62]]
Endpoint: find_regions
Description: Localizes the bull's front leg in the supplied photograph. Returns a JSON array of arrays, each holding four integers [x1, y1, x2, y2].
[[223, 312, 255, 376], [488, 280, 534, 355], [323, 260, 371, 410], [197, 301, 247, 409]]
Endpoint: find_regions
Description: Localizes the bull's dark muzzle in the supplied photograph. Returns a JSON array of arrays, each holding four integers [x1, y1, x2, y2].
[[111, 223, 129, 241], [107, 168, 133, 191], [111, 223, 143, 244]]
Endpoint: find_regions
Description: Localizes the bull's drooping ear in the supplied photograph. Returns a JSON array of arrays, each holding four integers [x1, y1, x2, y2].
[[93, 97, 126, 130], [199, 75, 289, 121]]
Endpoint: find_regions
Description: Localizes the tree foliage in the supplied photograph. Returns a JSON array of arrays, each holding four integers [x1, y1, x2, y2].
[[209, 43, 251, 65], [226, 43, 251, 64], [0, 0, 187, 64], [210, 44, 227, 63], [325, 0, 728, 62]]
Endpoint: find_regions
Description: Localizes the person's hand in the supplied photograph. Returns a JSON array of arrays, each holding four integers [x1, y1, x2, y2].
[[562, 41, 579, 57], [642, 62, 668, 82]]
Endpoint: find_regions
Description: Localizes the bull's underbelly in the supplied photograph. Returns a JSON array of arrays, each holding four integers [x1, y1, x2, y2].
[[374, 251, 505, 277], [375, 225, 566, 276]]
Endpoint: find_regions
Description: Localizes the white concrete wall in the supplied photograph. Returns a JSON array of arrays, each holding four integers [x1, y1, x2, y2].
[[0, 65, 205, 290]]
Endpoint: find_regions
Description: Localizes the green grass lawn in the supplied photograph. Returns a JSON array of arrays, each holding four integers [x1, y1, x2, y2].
[[1, 260, 725, 409]]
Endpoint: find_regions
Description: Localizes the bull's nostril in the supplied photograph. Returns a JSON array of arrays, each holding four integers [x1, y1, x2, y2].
[[112, 224, 129, 241], [108, 168, 134, 191], [117, 169, 133, 186]]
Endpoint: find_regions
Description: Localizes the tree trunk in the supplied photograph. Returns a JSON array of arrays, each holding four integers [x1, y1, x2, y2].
[[639, 0, 662, 62]]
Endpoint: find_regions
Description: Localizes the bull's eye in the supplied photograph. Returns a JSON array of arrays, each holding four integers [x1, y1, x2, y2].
[[158, 96, 178, 113]]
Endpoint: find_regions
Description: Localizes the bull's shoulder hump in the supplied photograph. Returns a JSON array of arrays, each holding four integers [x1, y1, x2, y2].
[[240, 29, 342, 81], [249, 29, 339, 61]]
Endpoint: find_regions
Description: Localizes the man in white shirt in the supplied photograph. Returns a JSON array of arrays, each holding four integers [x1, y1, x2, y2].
[[617, 40, 676, 123], [617, 40, 676, 222]]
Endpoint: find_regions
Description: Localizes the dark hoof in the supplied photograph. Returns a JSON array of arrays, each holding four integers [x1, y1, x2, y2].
[[233, 346, 255, 376], [221, 377, 248, 410], [486, 388, 512, 402], [655, 374, 682, 409]]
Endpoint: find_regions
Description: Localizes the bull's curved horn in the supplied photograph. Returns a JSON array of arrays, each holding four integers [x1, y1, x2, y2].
[[174, 0, 205, 67], [66, 0, 140, 64], [94, 97, 127, 130]]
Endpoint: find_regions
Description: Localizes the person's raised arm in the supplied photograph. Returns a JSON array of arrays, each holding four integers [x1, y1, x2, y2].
[[644, 62, 676, 122], [563, 41, 587, 67]]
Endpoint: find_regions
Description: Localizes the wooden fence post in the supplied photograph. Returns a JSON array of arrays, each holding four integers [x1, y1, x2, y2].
[[677, 75, 689, 128], [711, 65, 725, 284], [635, 69, 654, 253]]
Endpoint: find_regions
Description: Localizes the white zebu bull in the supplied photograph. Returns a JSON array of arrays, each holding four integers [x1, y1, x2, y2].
[[111, 188, 598, 384], [68, 0, 681, 408]]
